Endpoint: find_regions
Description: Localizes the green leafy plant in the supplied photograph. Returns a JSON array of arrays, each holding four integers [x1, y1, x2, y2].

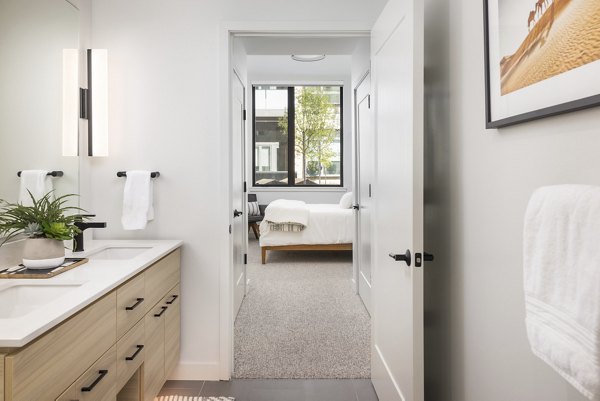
[[0, 191, 87, 245]]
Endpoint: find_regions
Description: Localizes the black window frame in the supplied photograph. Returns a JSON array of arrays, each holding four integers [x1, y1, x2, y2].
[[252, 84, 344, 188]]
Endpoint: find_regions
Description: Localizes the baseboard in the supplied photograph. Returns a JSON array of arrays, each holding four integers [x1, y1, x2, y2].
[[168, 362, 221, 381]]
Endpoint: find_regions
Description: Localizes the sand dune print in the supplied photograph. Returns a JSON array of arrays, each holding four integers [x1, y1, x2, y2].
[[500, 0, 600, 95]]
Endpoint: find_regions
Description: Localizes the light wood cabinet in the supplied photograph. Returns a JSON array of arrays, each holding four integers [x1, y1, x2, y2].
[[143, 303, 166, 401], [144, 250, 179, 313], [56, 345, 117, 401], [117, 273, 146, 339], [165, 285, 181, 375], [1, 248, 181, 401], [116, 319, 145, 390], [5, 293, 117, 401]]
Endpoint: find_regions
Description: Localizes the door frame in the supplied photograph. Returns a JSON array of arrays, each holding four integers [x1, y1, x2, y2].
[[232, 68, 248, 313], [353, 70, 372, 311], [218, 21, 371, 380]]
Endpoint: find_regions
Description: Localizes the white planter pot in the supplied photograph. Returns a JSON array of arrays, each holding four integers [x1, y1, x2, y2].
[[22, 238, 65, 269]]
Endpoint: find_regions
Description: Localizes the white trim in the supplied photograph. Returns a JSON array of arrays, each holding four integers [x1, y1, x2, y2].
[[169, 362, 221, 381], [219, 21, 371, 381], [250, 186, 347, 193], [251, 80, 345, 87]]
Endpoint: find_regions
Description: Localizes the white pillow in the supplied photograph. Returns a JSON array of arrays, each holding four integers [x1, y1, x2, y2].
[[339, 192, 353, 209]]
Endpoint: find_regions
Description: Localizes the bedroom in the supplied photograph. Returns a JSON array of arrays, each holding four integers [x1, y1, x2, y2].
[[230, 35, 374, 380]]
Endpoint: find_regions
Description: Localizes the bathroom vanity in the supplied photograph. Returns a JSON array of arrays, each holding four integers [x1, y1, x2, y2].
[[0, 240, 182, 401]]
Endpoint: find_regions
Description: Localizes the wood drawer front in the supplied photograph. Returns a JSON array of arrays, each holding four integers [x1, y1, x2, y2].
[[164, 284, 181, 377], [5, 293, 117, 401], [143, 307, 166, 401], [56, 345, 117, 401], [1, 354, 4, 401], [116, 273, 146, 339], [116, 319, 145, 390], [144, 249, 180, 310]]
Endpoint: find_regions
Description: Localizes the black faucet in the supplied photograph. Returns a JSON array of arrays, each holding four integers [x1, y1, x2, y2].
[[73, 215, 107, 252]]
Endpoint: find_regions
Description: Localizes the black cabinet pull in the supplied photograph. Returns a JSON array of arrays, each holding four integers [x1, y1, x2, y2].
[[166, 295, 179, 305], [154, 306, 168, 317], [125, 344, 144, 361], [81, 370, 108, 392], [125, 297, 144, 311]]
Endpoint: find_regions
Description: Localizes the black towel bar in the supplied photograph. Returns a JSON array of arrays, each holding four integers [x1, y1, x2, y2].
[[17, 171, 63, 177], [117, 171, 160, 178]]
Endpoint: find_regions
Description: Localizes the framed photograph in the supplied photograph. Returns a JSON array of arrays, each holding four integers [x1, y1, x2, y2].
[[483, 0, 600, 128]]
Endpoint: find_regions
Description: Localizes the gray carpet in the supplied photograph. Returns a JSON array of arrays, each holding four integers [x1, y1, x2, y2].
[[233, 238, 370, 379]]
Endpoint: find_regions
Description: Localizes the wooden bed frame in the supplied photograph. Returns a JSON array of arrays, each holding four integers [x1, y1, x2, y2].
[[261, 243, 352, 264]]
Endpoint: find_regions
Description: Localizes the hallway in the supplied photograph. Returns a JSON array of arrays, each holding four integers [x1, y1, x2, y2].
[[233, 238, 370, 378]]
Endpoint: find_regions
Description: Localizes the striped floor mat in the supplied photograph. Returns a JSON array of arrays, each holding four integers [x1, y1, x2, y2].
[[155, 397, 234, 401]]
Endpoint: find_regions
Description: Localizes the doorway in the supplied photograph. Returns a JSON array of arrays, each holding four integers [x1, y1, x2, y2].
[[231, 33, 372, 379], [220, 4, 426, 397]]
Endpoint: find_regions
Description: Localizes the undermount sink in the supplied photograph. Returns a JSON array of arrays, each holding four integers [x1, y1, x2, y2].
[[87, 246, 152, 260], [0, 282, 84, 319]]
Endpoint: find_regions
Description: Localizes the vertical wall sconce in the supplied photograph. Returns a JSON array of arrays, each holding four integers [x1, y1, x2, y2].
[[87, 49, 108, 156], [62, 49, 79, 156]]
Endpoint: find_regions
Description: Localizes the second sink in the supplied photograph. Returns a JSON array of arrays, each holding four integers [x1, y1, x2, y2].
[[87, 246, 152, 260]]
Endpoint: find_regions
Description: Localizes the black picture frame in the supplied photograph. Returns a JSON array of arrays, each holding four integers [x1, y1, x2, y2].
[[483, 0, 600, 129]]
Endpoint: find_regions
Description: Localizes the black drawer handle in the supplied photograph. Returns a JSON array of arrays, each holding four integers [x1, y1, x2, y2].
[[125, 344, 144, 361], [125, 297, 144, 311], [166, 294, 179, 304], [154, 306, 168, 317], [81, 369, 108, 392]]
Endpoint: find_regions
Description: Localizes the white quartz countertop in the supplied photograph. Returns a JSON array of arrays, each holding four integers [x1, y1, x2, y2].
[[0, 239, 182, 348]]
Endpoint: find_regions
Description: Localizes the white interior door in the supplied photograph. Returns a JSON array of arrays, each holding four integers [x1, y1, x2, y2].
[[355, 73, 374, 316], [232, 71, 246, 318], [370, 0, 424, 400]]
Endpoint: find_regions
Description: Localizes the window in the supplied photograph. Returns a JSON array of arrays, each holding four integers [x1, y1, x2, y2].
[[252, 85, 343, 187]]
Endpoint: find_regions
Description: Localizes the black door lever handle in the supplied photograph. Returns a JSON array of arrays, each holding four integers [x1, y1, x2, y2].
[[233, 209, 243, 218], [389, 250, 411, 266]]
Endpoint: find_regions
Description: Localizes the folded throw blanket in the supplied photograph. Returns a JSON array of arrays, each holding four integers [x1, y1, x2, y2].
[[264, 199, 309, 232]]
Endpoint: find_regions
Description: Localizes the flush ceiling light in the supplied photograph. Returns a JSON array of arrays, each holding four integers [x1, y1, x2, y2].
[[291, 54, 326, 62]]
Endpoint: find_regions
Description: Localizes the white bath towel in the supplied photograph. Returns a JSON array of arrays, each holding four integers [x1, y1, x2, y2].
[[19, 170, 51, 206], [524, 185, 600, 400], [121, 170, 154, 230], [264, 199, 309, 231]]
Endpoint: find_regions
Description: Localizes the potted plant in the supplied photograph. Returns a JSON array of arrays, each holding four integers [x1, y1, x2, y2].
[[0, 192, 86, 269]]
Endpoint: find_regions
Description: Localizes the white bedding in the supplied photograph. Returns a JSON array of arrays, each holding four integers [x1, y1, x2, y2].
[[259, 203, 354, 247]]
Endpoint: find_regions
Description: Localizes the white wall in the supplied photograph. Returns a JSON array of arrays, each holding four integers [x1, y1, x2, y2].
[[246, 54, 354, 205], [88, 0, 387, 379], [447, 0, 599, 400]]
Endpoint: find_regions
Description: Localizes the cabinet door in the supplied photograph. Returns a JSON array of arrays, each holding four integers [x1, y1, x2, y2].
[[116, 319, 145, 390], [116, 273, 146, 339], [56, 345, 117, 401], [143, 302, 166, 401], [5, 293, 116, 401], [164, 285, 181, 376], [144, 249, 180, 310]]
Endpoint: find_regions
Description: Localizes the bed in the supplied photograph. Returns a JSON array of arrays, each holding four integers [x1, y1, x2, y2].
[[259, 202, 354, 264]]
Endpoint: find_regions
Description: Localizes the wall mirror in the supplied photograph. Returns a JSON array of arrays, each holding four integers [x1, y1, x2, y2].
[[0, 0, 80, 210]]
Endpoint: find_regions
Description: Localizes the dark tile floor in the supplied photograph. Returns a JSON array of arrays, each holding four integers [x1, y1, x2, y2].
[[159, 379, 378, 401]]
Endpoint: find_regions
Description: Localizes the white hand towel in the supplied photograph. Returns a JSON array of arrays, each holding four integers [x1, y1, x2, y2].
[[524, 185, 600, 400], [121, 170, 154, 230], [19, 170, 51, 206]]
